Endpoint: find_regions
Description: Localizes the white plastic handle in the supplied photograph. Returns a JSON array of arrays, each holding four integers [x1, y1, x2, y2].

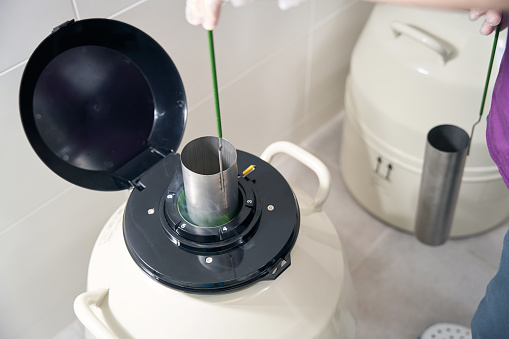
[[74, 288, 118, 339], [260, 141, 331, 212], [391, 21, 454, 64]]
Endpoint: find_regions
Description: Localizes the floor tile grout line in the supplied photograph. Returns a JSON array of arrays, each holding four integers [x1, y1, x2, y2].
[[287, 110, 342, 148], [299, 143, 340, 172], [351, 227, 393, 274], [0, 187, 74, 238], [52, 320, 84, 339], [298, 112, 345, 171], [298, 139, 341, 169], [449, 239, 501, 272], [300, 111, 345, 144]]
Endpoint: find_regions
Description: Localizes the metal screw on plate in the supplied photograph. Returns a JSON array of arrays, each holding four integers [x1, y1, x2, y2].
[[147, 208, 155, 215], [267, 205, 274, 211], [205, 257, 213, 264]]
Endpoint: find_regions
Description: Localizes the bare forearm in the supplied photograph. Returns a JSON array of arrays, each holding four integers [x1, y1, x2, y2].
[[364, 0, 509, 10]]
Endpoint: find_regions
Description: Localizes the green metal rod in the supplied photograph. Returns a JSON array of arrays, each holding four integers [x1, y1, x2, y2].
[[208, 30, 225, 191], [478, 23, 501, 120], [208, 30, 222, 139], [468, 23, 501, 155]]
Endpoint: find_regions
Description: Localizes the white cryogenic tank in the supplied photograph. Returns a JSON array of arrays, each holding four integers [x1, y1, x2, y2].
[[76, 142, 357, 339], [341, 4, 509, 237], [19, 19, 357, 339]]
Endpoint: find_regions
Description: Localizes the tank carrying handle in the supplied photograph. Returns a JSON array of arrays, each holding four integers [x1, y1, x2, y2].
[[261, 141, 331, 212], [391, 21, 454, 64], [74, 288, 118, 339]]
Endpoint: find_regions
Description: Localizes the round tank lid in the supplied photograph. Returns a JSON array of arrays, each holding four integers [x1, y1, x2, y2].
[[19, 19, 187, 191]]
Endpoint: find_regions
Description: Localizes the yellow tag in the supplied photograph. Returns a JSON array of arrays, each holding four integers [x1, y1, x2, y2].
[[242, 165, 255, 176]]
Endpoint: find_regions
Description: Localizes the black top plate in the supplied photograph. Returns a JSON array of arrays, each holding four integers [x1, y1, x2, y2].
[[124, 151, 300, 293]]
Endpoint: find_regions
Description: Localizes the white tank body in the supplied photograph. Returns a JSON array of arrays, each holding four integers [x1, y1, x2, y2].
[[75, 142, 357, 339], [341, 4, 509, 236]]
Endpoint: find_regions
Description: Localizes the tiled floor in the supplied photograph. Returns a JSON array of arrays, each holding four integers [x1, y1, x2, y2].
[[54, 113, 509, 339]]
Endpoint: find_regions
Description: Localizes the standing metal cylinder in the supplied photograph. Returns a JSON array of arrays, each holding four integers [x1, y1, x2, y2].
[[415, 125, 470, 246], [180, 136, 239, 226]]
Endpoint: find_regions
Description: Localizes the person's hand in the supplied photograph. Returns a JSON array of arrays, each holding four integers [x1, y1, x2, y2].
[[469, 9, 504, 35], [185, 0, 259, 30], [186, 0, 226, 30], [186, 0, 306, 30]]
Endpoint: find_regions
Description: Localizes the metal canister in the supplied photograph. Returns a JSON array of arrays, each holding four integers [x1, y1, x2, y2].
[[180, 136, 239, 226], [415, 125, 470, 246]]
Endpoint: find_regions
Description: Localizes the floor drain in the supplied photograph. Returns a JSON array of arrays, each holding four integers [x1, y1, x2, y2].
[[419, 323, 471, 339]]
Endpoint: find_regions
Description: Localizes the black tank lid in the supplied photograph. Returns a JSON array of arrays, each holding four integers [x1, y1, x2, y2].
[[19, 19, 187, 191]]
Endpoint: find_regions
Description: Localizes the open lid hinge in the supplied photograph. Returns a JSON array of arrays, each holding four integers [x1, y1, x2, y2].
[[149, 147, 167, 158], [52, 20, 75, 34], [129, 179, 146, 191], [112, 146, 168, 191]]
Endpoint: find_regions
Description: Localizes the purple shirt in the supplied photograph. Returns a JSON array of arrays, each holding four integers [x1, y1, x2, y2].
[[471, 40, 509, 339], [487, 43, 509, 188]]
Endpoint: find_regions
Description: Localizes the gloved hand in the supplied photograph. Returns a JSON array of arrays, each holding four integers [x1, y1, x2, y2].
[[185, 0, 307, 30], [469, 9, 504, 35], [185, 0, 226, 31]]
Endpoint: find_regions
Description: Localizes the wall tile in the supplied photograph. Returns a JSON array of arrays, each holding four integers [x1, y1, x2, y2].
[[180, 36, 309, 156], [314, 0, 355, 24], [1, 9, 76, 244], [74, 0, 140, 18], [21, 296, 78, 339], [0, 0, 76, 72], [0, 65, 25, 141], [111, 0, 312, 108], [0, 187, 126, 339], [0, 66, 75, 233], [0, 133, 72, 233], [301, 113, 344, 170], [307, 1, 373, 121]]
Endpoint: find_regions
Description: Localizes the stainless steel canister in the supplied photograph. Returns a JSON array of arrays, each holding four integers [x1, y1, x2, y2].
[[415, 125, 470, 246], [180, 136, 239, 226]]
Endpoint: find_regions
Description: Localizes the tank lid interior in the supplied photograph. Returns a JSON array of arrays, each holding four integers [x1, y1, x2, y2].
[[19, 19, 187, 191]]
